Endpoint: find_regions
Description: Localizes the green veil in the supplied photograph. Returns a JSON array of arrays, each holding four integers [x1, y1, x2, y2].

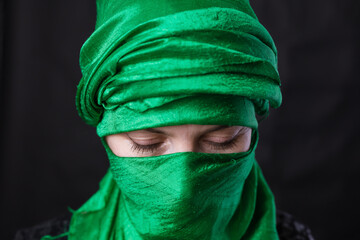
[[43, 0, 282, 239]]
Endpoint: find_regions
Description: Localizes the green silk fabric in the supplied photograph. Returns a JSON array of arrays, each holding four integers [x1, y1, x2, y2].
[[97, 95, 258, 137], [67, 130, 278, 240], [75, 0, 281, 132], [61, 0, 282, 239]]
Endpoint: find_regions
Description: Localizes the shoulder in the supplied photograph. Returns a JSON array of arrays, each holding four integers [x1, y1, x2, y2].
[[14, 213, 71, 240], [276, 209, 315, 240]]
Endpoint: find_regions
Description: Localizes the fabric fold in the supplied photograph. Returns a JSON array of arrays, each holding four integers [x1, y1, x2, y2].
[[76, 2, 281, 128]]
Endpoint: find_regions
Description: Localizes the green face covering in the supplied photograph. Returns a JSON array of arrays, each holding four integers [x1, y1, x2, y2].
[[101, 129, 277, 239], [67, 129, 278, 240], [60, 0, 283, 239], [109, 151, 255, 239]]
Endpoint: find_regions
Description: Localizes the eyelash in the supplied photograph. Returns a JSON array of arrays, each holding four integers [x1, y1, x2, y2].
[[130, 138, 239, 154], [130, 142, 162, 154]]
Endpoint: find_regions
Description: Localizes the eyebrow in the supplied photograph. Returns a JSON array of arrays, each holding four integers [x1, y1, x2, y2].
[[143, 125, 232, 135]]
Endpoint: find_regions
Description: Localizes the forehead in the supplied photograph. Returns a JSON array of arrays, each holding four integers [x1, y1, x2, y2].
[[96, 96, 257, 137], [128, 125, 247, 137]]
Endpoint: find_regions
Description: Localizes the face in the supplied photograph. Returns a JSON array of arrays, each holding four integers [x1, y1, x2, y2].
[[105, 124, 252, 157]]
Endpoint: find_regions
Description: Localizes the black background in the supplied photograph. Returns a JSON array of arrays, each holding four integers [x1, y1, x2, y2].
[[1, 1, 359, 239]]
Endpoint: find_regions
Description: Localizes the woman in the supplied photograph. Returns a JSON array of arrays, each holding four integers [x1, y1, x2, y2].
[[15, 0, 314, 239]]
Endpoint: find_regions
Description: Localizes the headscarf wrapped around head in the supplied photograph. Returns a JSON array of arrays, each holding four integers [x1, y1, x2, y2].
[[75, 0, 281, 136], [67, 1, 282, 240]]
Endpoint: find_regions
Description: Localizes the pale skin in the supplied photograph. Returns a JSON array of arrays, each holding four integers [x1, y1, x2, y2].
[[105, 124, 252, 157]]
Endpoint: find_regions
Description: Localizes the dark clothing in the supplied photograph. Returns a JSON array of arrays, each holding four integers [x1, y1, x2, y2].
[[14, 209, 315, 240]]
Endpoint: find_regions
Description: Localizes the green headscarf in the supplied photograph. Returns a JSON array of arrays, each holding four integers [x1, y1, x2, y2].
[[45, 0, 282, 239], [75, 0, 281, 135]]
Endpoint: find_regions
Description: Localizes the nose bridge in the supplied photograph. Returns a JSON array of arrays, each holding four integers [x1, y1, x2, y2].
[[172, 138, 197, 153]]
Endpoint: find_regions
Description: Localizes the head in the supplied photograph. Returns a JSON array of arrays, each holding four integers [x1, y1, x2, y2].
[[76, 0, 281, 161], [72, 1, 282, 239], [76, 2, 281, 131]]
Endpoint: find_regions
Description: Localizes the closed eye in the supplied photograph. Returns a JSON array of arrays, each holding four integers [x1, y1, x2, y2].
[[128, 126, 251, 155], [130, 137, 239, 154]]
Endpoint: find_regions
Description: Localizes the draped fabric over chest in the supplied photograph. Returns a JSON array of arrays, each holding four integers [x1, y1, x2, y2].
[[60, 0, 283, 239]]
